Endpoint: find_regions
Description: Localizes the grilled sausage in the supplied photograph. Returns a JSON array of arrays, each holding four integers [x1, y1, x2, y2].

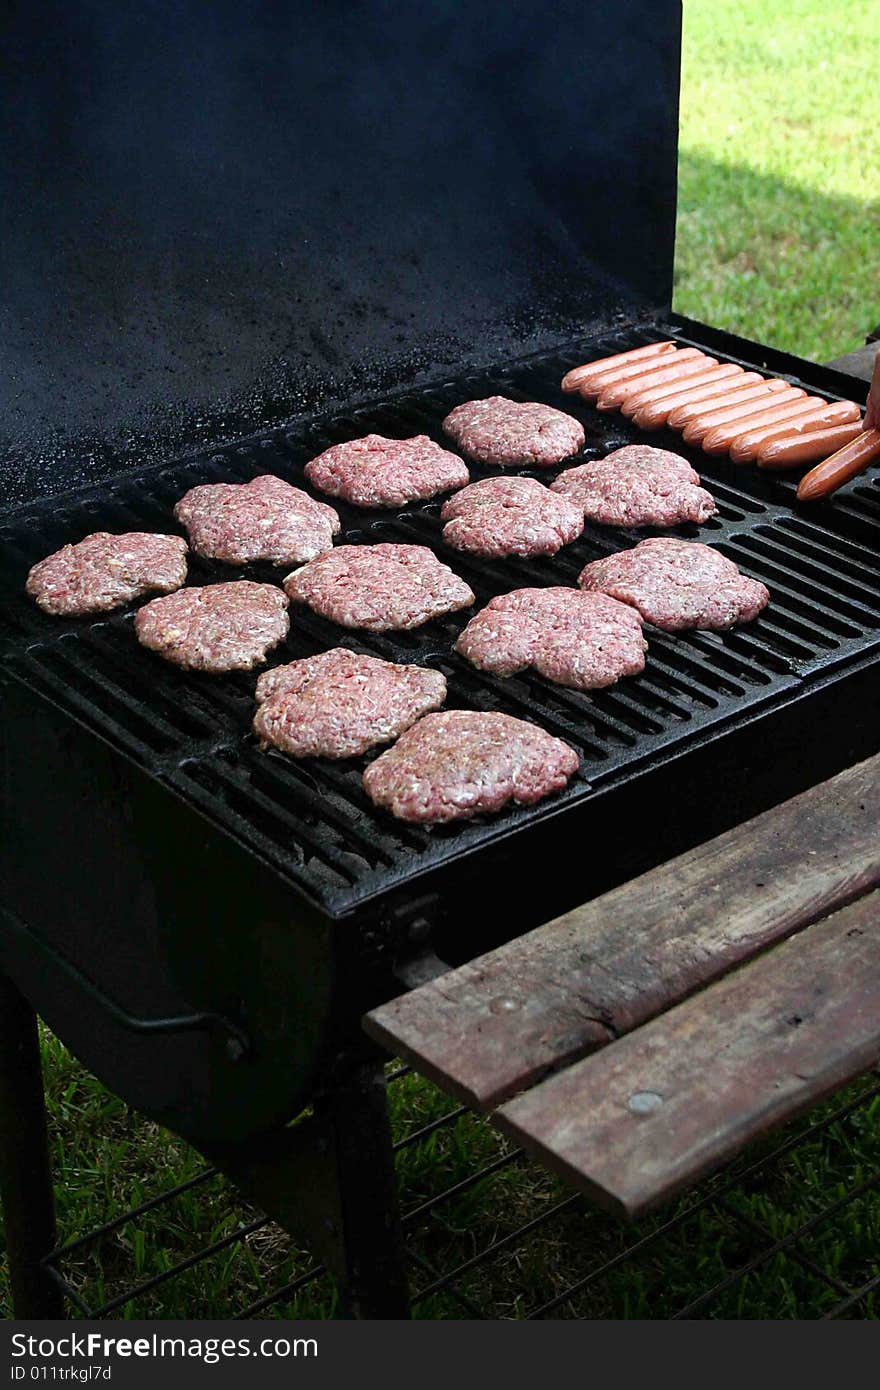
[[578, 346, 705, 400], [757, 422, 865, 470], [631, 378, 748, 429], [701, 397, 826, 456], [728, 400, 862, 464], [677, 383, 800, 441], [796, 429, 880, 500], [594, 351, 715, 409], [626, 364, 748, 426], [651, 376, 779, 430], [561, 341, 676, 393]]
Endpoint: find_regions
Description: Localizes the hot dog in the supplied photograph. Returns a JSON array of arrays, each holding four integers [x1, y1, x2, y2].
[[727, 400, 862, 464], [677, 383, 801, 441], [701, 397, 826, 456], [757, 422, 864, 470], [655, 376, 783, 428], [626, 364, 748, 426], [561, 341, 676, 393], [581, 347, 707, 401], [669, 379, 792, 434], [594, 351, 715, 410], [603, 350, 722, 408], [796, 429, 880, 500]]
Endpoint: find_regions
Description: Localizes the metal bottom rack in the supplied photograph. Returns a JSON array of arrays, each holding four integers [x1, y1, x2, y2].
[[23, 1062, 880, 1321]]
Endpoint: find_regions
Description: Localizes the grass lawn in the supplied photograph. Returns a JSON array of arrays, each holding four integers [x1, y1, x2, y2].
[[2, 0, 879, 1320], [5, 1037, 880, 1320], [675, 0, 880, 361]]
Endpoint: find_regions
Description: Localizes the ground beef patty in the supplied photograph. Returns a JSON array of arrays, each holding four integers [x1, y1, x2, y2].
[[174, 475, 340, 566], [363, 710, 579, 823], [26, 532, 188, 616], [551, 445, 717, 528], [304, 434, 469, 508], [253, 648, 447, 759], [455, 587, 647, 689], [578, 538, 770, 631], [135, 581, 289, 671], [440, 477, 583, 557], [284, 544, 475, 631], [442, 396, 586, 467]]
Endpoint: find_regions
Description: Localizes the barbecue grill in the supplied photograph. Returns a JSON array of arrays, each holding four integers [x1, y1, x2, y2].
[[2, 0, 879, 1319]]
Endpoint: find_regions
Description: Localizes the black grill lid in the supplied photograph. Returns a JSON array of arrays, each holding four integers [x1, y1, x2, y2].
[[0, 0, 681, 507]]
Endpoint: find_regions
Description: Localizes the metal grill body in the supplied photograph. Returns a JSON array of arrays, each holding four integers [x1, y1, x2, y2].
[[2, 319, 879, 1145]]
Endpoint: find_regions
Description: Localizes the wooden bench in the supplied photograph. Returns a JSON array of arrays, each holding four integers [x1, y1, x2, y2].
[[365, 754, 880, 1218]]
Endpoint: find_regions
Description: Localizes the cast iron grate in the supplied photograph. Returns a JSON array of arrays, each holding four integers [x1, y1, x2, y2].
[[1, 325, 878, 916]]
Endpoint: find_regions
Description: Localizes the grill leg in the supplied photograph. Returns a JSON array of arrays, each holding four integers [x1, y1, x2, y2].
[[0, 974, 63, 1318], [318, 1062, 410, 1320], [211, 1059, 410, 1318], [322, 1056, 408, 1317]]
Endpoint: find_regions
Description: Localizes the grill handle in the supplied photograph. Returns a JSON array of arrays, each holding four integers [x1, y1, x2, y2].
[[0, 909, 252, 1062]]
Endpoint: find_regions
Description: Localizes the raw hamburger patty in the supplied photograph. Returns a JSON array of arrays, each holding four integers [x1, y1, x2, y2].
[[440, 477, 583, 557], [551, 444, 717, 527], [284, 544, 475, 631], [26, 532, 188, 617], [135, 581, 289, 670], [578, 538, 770, 631], [304, 434, 469, 507], [455, 587, 647, 689], [253, 648, 447, 758], [174, 475, 340, 565], [442, 396, 586, 467], [362, 710, 579, 823]]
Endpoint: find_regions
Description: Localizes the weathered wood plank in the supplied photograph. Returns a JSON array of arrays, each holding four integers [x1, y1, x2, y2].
[[495, 893, 880, 1218], [364, 754, 880, 1108]]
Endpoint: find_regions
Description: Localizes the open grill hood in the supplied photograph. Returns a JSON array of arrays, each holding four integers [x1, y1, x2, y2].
[[0, 0, 680, 508]]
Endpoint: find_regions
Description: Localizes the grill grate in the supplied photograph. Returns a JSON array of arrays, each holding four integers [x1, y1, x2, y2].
[[2, 326, 879, 916]]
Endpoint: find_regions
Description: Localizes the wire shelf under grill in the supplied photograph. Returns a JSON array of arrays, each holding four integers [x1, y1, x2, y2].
[[2, 326, 879, 916], [33, 1066, 880, 1320]]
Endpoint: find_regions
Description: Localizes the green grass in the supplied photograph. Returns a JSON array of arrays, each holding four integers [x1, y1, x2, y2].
[[1, 1035, 879, 1319], [675, 0, 880, 361], [3, 0, 880, 1320]]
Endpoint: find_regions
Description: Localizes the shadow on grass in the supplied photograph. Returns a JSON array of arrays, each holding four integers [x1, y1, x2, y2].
[[674, 151, 880, 362]]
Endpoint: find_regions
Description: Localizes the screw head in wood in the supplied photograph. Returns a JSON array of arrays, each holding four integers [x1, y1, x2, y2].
[[628, 1091, 663, 1114], [489, 996, 521, 1014]]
